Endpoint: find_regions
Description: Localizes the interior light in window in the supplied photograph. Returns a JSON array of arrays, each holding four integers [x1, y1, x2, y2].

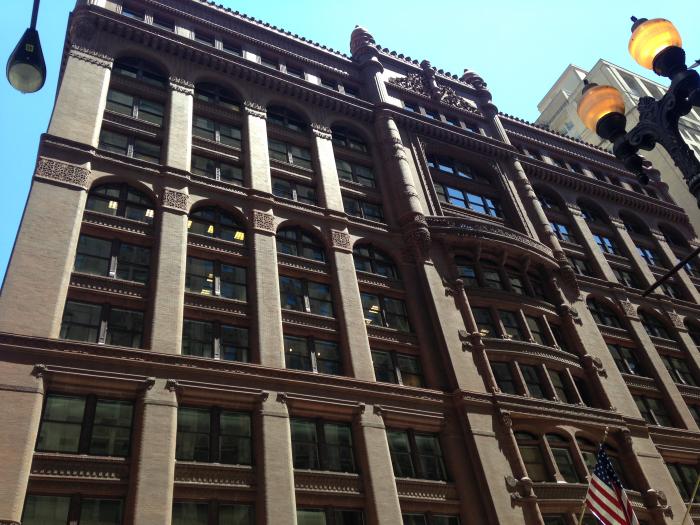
[[234, 231, 245, 241], [108, 200, 118, 209], [187, 220, 193, 229], [207, 224, 214, 234], [370, 305, 380, 312], [145, 209, 154, 218]]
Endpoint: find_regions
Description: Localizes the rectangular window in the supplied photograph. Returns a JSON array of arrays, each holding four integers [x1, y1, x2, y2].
[[607, 343, 643, 375], [60, 301, 143, 348], [403, 515, 459, 525], [222, 41, 243, 56], [336, 159, 375, 187], [525, 316, 547, 346], [360, 293, 410, 332], [291, 419, 355, 472], [637, 246, 662, 266], [99, 129, 161, 163], [37, 394, 133, 456], [387, 429, 446, 481], [185, 257, 246, 301], [74, 235, 112, 277], [667, 464, 700, 503], [193, 115, 242, 148], [520, 364, 546, 399], [298, 509, 364, 525], [471, 307, 495, 337], [106, 88, 164, 125], [499, 311, 524, 340], [260, 54, 279, 69], [191, 154, 244, 185], [272, 177, 317, 205], [182, 320, 249, 362], [482, 267, 504, 290], [286, 65, 304, 78], [548, 369, 572, 403], [455, 259, 478, 287], [569, 256, 593, 276], [593, 234, 618, 255], [152, 15, 174, 31], [284, 335, 341, 375], [634, 395, 673, 426], [193, 31, 215, 46], [343, 196, 384, 222], [550, 222, 576, 243], [371, 350, 424, 387], [662, 355, 697, 386], [491, 362, 517, 394], [23, 496, 123, 525], [613, 267, 641, 288], [280, 276, 334, 317], [173, 502, 254, 525], [403, 101, 419, 112], [106, 307, 144, 347], [176, 407, 252, 465], [60, 301, 102, 343], [268, 139, 312, 169]]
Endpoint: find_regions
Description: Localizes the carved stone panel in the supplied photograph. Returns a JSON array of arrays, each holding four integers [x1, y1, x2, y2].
[[311, 123, 332, 141], [169, 77, 195, 95], [162, 189, 188, 213], [243, 100, 267, 119], [34, 158, 90, 189], [330, 230, 351, 251], [252, 210, 275, 233]]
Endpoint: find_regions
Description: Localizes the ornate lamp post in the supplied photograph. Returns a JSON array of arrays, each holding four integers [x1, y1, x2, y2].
[[575, 17, 700, 296], [6, 0, 46, 93]]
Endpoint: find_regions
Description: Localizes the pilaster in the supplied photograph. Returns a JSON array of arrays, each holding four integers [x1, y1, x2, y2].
[[566, 204, 618, 283], [610, 219, 656, 288], [0, 159, 88, 337], [165, 78, 194, 171], [311, 124, 344, 212], [243, 101, 271, 192], [47, 45, 112, 147], [651, 230, 700, 303], [150, 189, 189, 354]]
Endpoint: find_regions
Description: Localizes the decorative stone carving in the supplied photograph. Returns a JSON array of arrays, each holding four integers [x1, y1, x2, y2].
[[499, 410, 513, 429], [252, 210, 275, 233], [505, 475, 535, 501], [402, 225, 431, 262], [32, 364, 47, 378], [169, 76, 194, 95], [175, 463, 254, 487], [644, 489, 673, 518], [162, 189, 188, 212], [666, 310, 685, 329], [68, 45, 112, 69], [619, 299, 639, 319], [34, 157, 89, 188], [294, 471, 362, 494], [165, 379, 179, 392], [460, 69, 488, 90], [243, 100, 266, 119], [310, 123, 332, 140], [349, 25, 376, 58], [582, 354, 608, 378], [387, 73, 478, 114], [330, 230, 351, 251]]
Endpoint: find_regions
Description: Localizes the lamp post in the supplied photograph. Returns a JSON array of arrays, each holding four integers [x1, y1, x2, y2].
[[6, 0, 46, 93], [575, 17, 700, 296]]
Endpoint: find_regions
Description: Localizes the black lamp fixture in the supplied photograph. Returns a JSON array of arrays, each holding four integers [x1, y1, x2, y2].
[[575, 16, 700, 296], [6, 0, 46, 94]]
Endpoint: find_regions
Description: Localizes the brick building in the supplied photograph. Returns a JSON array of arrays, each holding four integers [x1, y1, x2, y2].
[[1, 1, 699, 524]]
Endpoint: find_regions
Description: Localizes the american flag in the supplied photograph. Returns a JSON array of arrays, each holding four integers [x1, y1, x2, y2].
[[585, 447, 639, 525]]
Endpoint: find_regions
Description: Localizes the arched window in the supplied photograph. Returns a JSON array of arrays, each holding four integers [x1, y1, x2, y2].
[[580, 205, 606, 225], [267, 105, 307, 132], [514, 432, 547, 482], [619, 212, 649, 237], [86, 183, 155, 224], [188, 206, 245, 243], [276, 227, 325, 262], [639, 311, 673, 340], [331, 126, 368, 152], [576, 437, 598, 473], [353, 244, 398, 279], [194, 82, 241, 112], [113, 57, 167, 89], [586, 298, 622, 328]]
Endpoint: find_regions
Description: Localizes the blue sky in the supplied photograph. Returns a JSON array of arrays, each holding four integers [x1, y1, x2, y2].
[[1, 0, 698, 283]]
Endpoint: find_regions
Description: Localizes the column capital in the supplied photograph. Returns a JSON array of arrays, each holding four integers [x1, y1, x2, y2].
[[618, 298, 639, 320], [310, 123, 332, 140], [161, 188, 189, 213], [665, 310, 686, 330], [34, 157, 89, 189], [252, 210, 276, 234], [609, 217, 626, 230], [168, 77, 194, 95], [243, 100, 267, 119], [68, 45, 113, 69], [329, 229, 351, 252]]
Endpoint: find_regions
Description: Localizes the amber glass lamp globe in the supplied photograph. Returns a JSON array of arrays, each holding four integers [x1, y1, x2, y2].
[[577, 84, 626, 133], [628, 18, 682, 70]]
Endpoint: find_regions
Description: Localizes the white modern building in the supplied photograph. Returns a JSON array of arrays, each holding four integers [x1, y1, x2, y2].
[[537, 60, 700, 234]]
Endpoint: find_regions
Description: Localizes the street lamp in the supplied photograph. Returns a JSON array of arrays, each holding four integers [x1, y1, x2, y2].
[[6, 0, 46, 93], [576, 16, 700, 296]]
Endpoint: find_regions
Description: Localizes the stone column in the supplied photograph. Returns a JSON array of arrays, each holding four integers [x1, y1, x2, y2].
[[165, 78, 194, 171], [328, 230, 374, 380], [251, 211, 284, 367], [624, 308, 698, 430], [349, 27, 389, 105], [243, 101, 271, 192], [355, 405, 402, 525], [47, 45, 112, 147], [650, 230, 700, 303], [0, 363, 44, 524], [566, 204, 618, 282], [0, 161, 88, 337], [258, 393, 296, 525], [610, 218, 656, 287], [150, 190, 189, 354], [127, 379, 177, 525], [310, 124, 344, 212]]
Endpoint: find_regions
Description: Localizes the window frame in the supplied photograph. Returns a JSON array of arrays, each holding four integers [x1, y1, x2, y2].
[[387, 428, 447, 481], [290, 418, 356, 473], [74, 234, 151, 284], [284, 334, 342, 375], [279, 275, 334, 317], [98, 128, 161, 163], [185, 256, 247, 301], [182, 319, 250, 362], [60, 300, 144, 348], [190, 154, 244, 186], [106, 87, 165, 126], [371, 349, 424, 387], [360, 292, 411, 332]]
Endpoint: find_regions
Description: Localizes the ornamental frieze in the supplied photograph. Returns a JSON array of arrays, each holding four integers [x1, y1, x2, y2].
[[34, 158, 90, 189], [387, 72, 479, 114]]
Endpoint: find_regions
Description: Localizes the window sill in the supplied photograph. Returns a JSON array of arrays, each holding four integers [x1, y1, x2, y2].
[[191, 137, 243, 160], [395, 478, 457, 502], [70, 272, 148, 300], [183, 292, 248, 318], [174, 461, 254, 488], [293, 470, 362, 495], [281, 309, 338, 332], [366, 324, 418, 347], [31, 452, 130, 482], [82, 210, 154, 236]]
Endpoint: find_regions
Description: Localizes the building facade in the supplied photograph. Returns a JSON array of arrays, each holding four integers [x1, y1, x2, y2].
[[536, 60, 700, 234], [0, 1, 700, 524]]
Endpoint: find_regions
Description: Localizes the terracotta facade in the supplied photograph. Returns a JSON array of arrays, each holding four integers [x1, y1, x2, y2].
[[0, 1, 699, 524]]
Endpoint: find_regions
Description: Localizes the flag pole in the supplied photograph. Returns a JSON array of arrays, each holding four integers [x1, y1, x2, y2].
[[681, 474, 700, 525], [578, 426, 609, 525]]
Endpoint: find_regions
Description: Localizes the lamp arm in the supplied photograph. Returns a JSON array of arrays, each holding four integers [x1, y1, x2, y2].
[[29, 0, 40, 30]]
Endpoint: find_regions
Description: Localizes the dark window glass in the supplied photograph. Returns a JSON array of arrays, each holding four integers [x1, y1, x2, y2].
[[60, 301, 143, 348], [637, 246, 663, 267], [267, 106, 306, 132], [74, 235, 112, 277], [286, 65, 304, 78], [546, 434, 580, 482], [662, 355, 697, 386], [36, 394, 86, 453], [471, 307, 495, 337], [515, 432, 548, 482], [193, 31, 215, 45], [343, 196, 384, 222], [353, 245, 398, 279], [113, 57, 167, 88], [106, 88, 164, 125], [98, 129, 161, 163], [280, 276, 334, 317], [106, 307, 144, 347], [276, 227, 325, 261], [526, 316, 547, 346], [222, 41, 243, 56], [491, 362, 517, 394], [152, 15, 175, 31], [336, 158, 375, 187], [193, 116, 242, 148], [121, 4, 145, 20], [331, 126, 368, 152], [291, 419, 355, 472], [284, 335, 341, 375], [191, 154, 244, 185], [185, 257, 246, 301], [269, 139, 312, 168], [59, 301, 102, 343], [548, 370, 572, 403], [188, 207, 245, 243], [587, 299, 622, 328], [194, 83, 241, 112], [640, 312, 673, 339], [182, 320, 248, 362], [272, 177, 317, 205], [387, 429, 446, 481], [456, 259, 478, 287], [260, 55, 279, 69], [298, 509, 364, 525], [176, 407, 251, 465], [371, 350, 423, 387], [499, 311, 523, 340], [22, 495, 71, 525], [634, 395, 673, 426], [667, 464, 700, 503], [89, 400, 134, 456], [607, 343, 643, 375], [176, 407, 211, 461], [482, 265, 504, 290], [436, 184, 501, 217], [613, 267, 641, 288], [520, 364, 546, 399]]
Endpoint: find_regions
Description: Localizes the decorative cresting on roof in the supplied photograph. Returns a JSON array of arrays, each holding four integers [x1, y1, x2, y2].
[[34, 158, 90, 189], [387, 60, 482, 115]]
